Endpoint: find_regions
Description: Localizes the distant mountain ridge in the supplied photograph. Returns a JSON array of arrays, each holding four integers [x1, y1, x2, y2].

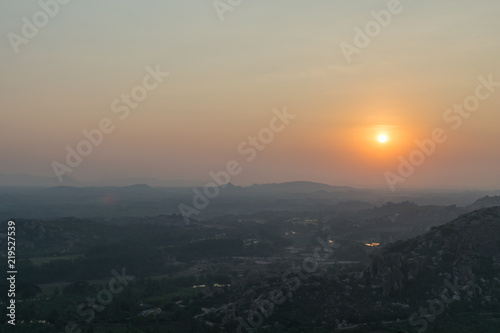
[[247, 181, 353, 193], [0, 173, 81, 187], [0, 173, 202, 188], [0, 174, 351, 193]]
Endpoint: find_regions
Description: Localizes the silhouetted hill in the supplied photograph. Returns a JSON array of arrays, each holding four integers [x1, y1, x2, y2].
[[247, 181, 353, 193], [88, 177, 203, 187], [469, 195, 500, 209]]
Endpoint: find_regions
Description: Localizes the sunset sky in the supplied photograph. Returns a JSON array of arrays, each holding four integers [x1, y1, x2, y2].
[[1, 0, 499, 189]]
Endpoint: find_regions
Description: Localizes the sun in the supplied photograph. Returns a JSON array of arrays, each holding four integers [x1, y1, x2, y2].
[[378, 135, 388, 143]]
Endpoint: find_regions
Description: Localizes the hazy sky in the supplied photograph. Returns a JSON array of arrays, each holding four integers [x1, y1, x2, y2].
[[1, 0, 499, 189]]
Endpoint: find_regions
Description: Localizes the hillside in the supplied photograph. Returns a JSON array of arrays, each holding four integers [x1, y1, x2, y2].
[[370, 206, 500, 297]]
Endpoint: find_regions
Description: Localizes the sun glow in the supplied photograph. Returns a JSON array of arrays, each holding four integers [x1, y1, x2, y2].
[[378, 135, 388, 143]]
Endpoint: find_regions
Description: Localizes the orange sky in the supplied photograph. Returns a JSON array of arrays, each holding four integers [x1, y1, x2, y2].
[[1, 0, 499, 189]]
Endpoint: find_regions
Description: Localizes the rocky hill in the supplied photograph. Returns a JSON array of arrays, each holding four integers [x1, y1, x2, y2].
[[370, 206, 500, 298]]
